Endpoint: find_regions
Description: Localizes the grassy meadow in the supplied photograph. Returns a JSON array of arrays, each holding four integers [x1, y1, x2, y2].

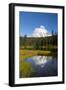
[[20, 49, 57, 61]]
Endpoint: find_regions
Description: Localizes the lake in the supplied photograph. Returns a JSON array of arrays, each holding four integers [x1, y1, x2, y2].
[[20, 55, 58, 78]]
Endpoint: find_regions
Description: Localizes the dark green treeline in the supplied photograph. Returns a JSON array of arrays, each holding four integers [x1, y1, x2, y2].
[[20, 35, 57, 52]]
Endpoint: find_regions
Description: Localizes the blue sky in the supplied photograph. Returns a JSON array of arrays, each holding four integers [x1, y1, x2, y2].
[[19, 11, 58, 36]]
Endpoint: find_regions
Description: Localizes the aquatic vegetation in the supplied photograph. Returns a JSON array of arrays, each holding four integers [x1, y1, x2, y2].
[[20, 62, 36, 78]]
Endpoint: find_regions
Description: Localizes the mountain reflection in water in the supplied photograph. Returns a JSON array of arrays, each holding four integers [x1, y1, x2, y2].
[[20, 56, 58, 78]]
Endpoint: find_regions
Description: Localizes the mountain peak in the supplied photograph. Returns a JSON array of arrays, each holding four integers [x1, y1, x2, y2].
[[30, 25, 51, 37]]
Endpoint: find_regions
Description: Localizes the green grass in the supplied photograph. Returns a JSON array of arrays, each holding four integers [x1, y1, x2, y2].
[[19, 49, 56, 60], [20, 62, 35, 78]]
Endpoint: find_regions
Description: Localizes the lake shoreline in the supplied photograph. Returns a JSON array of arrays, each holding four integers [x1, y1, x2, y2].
[[20, 49, 57, 60]]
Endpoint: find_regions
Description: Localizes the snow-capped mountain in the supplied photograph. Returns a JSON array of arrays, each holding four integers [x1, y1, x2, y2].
[[30, 25, 51, 37]]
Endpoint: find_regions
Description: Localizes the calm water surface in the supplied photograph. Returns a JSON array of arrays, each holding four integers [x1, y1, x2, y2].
[[20, 56, 58, 78]]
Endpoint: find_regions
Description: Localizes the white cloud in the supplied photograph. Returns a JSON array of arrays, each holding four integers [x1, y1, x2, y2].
[[30, 25, 51, 37]]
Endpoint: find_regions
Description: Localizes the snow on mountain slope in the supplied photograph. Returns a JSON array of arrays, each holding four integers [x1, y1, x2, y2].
[[30, 25, 51, 37]]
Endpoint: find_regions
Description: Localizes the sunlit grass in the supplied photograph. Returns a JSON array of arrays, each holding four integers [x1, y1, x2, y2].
[[19, 49, 52, 60], [20, 62, 35, 78]]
